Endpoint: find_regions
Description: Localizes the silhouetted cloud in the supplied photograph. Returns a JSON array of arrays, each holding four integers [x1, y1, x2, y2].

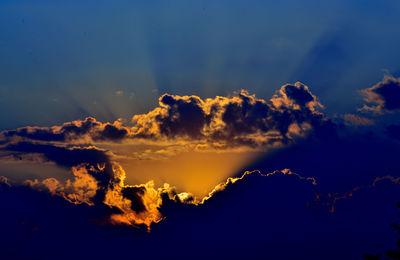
[[1, 83, 334, 152], [103, 163, 317, 230], [313, 175, 400, 214], [1, 117, 130, 143], [1, 167, 398, 260], [359, 76, 400, 114], [132, 83, 335, 150]]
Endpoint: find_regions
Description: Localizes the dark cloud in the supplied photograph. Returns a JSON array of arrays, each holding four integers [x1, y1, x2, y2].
[[281, 83, 315, 106], [360, 77, 400, 114], [0, 142, 114, 203], [132, 83, 336, 149], [99, 124, 129, 141], [157, 94, 207, 139], [121, 186, 147, 213], [1, 117, 130, 143], [0, 141, 165, 228], [0, 113, 399, 259], [246, 132, 400, 196], [1, 171, 397, 260], [1, 142, 110, 169], [386, 124, 400, 140]]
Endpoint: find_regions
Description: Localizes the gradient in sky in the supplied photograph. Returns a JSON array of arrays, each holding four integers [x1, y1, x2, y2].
[[1, 1, 400, 259]]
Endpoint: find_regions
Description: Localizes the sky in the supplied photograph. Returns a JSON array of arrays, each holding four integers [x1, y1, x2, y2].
[[1, 1, 400, 259], [2, 0, 400, 129]]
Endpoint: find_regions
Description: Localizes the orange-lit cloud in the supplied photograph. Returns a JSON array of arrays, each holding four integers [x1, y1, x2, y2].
[[25, 164, 98, 206], [1, 82, 332, 152], [0, 83, 340, 231], [343, 114, 374, 126], [131, 83, 331, 150], [0, 175, 10, 187], [359, 76, 400, 114], [101, 164, 317, 231], [0, 83, 336, 208], [14, 155, 318, 231]]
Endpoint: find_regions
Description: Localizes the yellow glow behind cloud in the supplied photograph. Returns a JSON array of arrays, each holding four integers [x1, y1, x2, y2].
[[120, 151, 261, 198]]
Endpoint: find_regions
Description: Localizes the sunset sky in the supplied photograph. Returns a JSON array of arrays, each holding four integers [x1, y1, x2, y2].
[[1, 1, 400, 259]]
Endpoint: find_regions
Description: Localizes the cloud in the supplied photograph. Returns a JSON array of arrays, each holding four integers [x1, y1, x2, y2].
[[359, 76, 400, 114], [2, 168, 399, 260], [1, 81, 395, 232], [386, 124, 400, 140], [343, 114, 374, 126], [0, 142, 117, 204], [0, 142, 112, 173], [132, 82, 335, 150], [1, 165, 398, 260], [197, 168, 317, 205], [0, 176, 10, 188], [1, 83, 334, 153], [0, 140, 171, 229], [0, 83, 328, 230], [87, 166, 318, 230], [25, 164, 99, 206], [2, 82, 389, 232], [1, 81, 400, 258], [102, 163, 168, 230], [313, 174, 400, 214], [6, 149, 317, 231], [116, 167, 317, 230], [1, 117, 130, 143]]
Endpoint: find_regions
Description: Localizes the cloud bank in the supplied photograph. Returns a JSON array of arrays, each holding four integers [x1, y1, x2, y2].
[[1, 82, 334, 152], [1, 79, 399, 236]]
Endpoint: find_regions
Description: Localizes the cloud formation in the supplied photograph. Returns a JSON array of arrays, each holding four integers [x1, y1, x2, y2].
[[98, 158, 317, 230], [359, 76, 400, 114], [1, 82, 335, 153], [25, 164, 99, 206], [132, 82, 334, 150], [0, 80, 399, 258], [3, 81, 395, 232], [88, 166, 318, 230], [313, 174, 400, 214], [1, 117, 130, 143], [0, 83, 337, 230]]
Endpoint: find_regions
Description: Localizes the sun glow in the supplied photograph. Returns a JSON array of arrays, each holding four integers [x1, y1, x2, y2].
[[120, 150, 262, 198]]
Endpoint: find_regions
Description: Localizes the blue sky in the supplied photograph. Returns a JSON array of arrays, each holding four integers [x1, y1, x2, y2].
[[1, 0, 400, 130]]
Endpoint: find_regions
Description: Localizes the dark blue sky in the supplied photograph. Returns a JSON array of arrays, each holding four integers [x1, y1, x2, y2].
[[1, 0, 400, 129]]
